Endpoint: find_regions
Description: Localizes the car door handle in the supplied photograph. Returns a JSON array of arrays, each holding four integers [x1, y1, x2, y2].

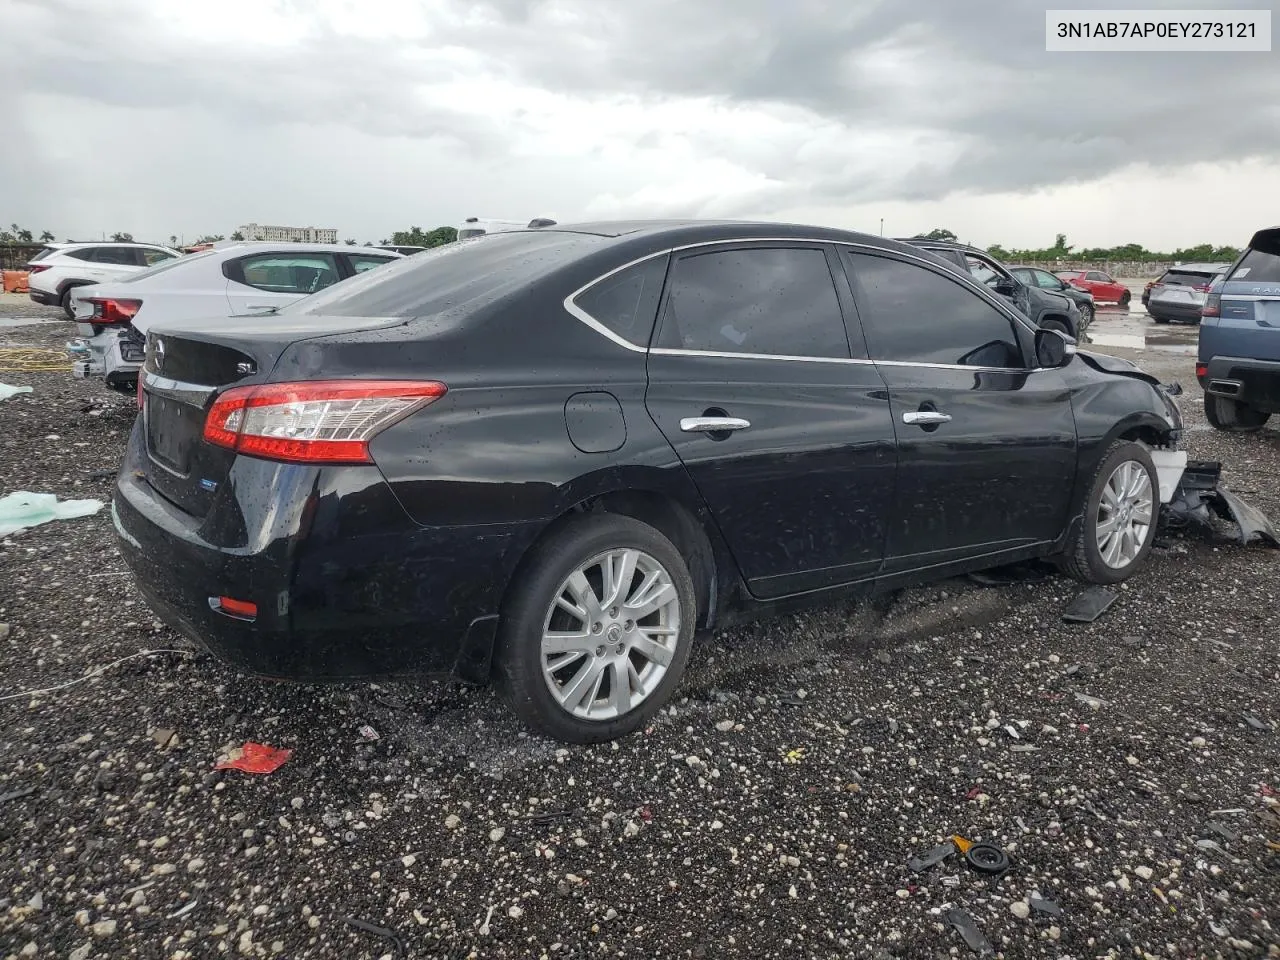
[[680, 416, 751, 433], [902, 411, 952, 426]]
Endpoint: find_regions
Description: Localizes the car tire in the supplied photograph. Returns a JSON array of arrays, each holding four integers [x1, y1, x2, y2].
[[1151, 314, 1170, 324], [1204, 394, 1270, 432], [59, 287, 77, 319], [1119, 290, 1132, 307], [1042, 318, 1071, 338], [1078, 303, 1094, 330], [494, 513, 696, 743], [1059, 440, 1158, 585]]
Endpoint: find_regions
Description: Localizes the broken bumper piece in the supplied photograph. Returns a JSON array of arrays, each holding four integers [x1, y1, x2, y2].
[[1162, 460, 1280, 547]]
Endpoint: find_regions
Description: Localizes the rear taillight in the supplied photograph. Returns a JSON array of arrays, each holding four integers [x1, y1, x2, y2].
[[202, 380, 447, 464], [1195, 362, 1208, 381], [1192, 283, 1211, 293], [136, 375, 145, 410], [86, 298, 142, 324], [1201, 294, 1221, 318], [27, 264, 51, 274]]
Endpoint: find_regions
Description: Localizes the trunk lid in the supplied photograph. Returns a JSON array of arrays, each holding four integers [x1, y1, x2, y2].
[[140, 314, 405, 517]]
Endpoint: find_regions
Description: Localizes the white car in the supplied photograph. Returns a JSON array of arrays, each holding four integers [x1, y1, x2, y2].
[[27, 242, 183, 317], [67, 242, 403, 390]]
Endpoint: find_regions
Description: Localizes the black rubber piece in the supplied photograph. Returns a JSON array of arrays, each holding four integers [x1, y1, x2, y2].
[[965, 843, 1010, 874]]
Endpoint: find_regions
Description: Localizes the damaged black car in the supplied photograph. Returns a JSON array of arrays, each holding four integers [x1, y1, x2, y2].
[[116, 221, 1191, 743]]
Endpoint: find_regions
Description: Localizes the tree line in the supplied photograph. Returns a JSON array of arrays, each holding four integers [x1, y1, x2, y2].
[[0, 224, 460, 249], [916, 228, 1241, 263]]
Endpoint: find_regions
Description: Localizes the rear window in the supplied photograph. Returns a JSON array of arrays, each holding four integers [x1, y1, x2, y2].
[[29, 247, 57, 262], [293, 231, 600, 318], [1230, 249, 1280, 284], [1160, 270, 1218, 286]]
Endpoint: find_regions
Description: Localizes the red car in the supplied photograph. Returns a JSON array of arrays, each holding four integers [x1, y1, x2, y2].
[[1055, 269, 1131, 306]]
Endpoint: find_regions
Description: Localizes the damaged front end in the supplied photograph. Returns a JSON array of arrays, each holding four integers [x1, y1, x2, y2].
[[1162, 460, 1280, 547]]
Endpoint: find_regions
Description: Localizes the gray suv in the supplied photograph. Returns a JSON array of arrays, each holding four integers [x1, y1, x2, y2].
[[904, 240, 1083, 339]]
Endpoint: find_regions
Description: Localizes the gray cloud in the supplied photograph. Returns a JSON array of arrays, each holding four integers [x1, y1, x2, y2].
[[1, 0, 1273, 237]]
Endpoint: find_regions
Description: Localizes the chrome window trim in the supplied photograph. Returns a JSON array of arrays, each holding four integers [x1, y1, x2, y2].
[[561, 235, 1038, 371]]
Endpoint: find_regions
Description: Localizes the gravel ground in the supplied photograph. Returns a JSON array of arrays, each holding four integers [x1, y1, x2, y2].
[[1, 296, 1278, 960]]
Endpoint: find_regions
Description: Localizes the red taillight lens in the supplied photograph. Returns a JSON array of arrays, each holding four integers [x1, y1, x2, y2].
[[1195, 362, 1208, 380], [1201, 295, 1221, 318], [1193, 283, 1210, 293], [87, 298, 142, 324], [210, 596, 257, 620], [202, 380, 447, 464], [136, 374, 145, 410], [27, 264, 51, 274]]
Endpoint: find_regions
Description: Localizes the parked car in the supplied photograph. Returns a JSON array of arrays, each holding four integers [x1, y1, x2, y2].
[[26, 242, 182, 317], [1144, 263, 1231, 324], [1057, 269, 1131, 306], [68, 243, 402, 390], [1008, 265, 1096, 331], [116, 221, 1186, 743], [903, 239, 1083, 338], [1197, 228, 1280, 431], [457, 217, 558, 240], [374, 245, 428, 256]]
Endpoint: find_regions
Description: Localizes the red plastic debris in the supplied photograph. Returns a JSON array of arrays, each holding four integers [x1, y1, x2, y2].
[[214, 742, 292, 775], [1262, 784, 1277, 797], [639, 806, 654, 822], [965, 786, 983, 801]]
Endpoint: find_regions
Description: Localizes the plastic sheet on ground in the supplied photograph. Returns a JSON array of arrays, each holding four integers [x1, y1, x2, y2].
[[0, 491, 105, 537], [0, 383, 32, 401]]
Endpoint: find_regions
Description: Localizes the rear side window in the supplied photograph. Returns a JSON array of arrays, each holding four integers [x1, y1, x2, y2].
[[1086, 271, 1111, 282], [1230, 249, 1280, 284], [294, 231, 601, 318], [66, 248, 98, 262], [847, 252, 1023, 369], [571, 256, 668, 346], [654, 246, 850, 358], [230, 253, 340, 294]]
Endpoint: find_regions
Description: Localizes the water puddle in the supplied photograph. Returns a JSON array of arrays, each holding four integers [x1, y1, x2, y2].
[[1087, 332, 1145, 350]]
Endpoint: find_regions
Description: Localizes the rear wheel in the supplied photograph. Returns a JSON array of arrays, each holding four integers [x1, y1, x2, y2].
[[1119, 290, 1132, 307], [494, 514, 696, 743], [1151, 314, 1170, 324], [1059, 440, 1158, 584], [59, 287, 77, 319], [1204, 394, 1270, 432]]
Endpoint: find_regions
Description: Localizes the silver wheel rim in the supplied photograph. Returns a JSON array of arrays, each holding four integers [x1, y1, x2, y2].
[[1095, 461, 1153, 569], [540, 548, 681, 721]]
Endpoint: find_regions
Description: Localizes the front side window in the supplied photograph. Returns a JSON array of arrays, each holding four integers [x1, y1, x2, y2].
[[573, 255, 668, 346], [655, 246, 850, 358], [140, 249, 175, 266], [347, 254, 395, 274], [93, 247, 140, 265], [846, 252, 1023, 369], [234, 253, 340, 294], [1034, 270, 1063, 289]]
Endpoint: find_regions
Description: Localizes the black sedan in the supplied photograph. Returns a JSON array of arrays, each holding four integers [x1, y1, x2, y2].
[[117, 221, 1186, 743], [1009, 265, 1097, 331]]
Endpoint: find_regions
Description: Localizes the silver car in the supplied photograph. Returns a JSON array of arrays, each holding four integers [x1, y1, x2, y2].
[[1147, 262, 1231, 325]]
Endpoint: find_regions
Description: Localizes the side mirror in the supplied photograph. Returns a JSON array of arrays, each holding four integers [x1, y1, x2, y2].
[[1035, 327, 1076, 368], [994, 278, 1017, 296]]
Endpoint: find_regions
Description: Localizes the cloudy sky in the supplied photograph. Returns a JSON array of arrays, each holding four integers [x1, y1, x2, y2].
[[2, 0, 1275, 250]]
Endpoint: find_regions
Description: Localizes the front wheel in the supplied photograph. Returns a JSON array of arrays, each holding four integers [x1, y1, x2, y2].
[[494, 514, 696, 743], [1119, 290, 1132, 307], [1077, 303, 1094, 331], [1059, 440, 1158, 584], [1204, 394, 1270, 432]]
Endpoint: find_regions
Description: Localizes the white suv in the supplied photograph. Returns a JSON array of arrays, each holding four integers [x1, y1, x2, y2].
[[27, 242, 182, 317]]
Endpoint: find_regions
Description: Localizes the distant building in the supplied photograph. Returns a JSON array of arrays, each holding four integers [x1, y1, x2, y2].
[[237, 223, 338, 244]]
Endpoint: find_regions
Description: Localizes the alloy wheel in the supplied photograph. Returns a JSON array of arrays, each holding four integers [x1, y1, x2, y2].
[[1095, 461, 1153, 568], [540, 548, 681, 721]]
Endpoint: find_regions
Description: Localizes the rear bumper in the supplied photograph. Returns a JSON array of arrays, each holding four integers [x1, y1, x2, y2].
[[113, 420, 530, 682], [1149, 300, 1204, 322], [1199, 355, 1280, 413], [29, 290, 57, 306]]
